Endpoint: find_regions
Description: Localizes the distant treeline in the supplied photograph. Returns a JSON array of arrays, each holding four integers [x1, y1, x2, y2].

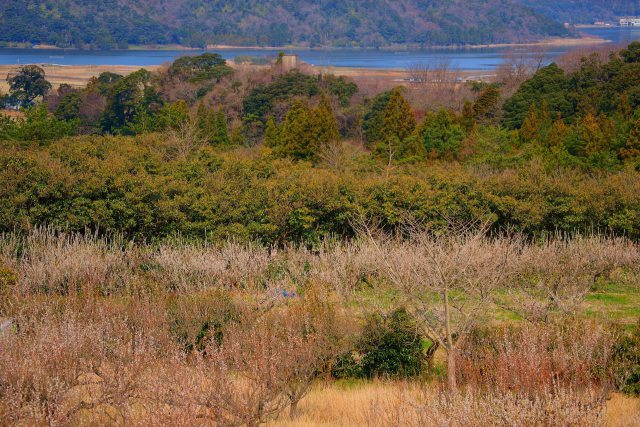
[[516, 0, 640, 24], [0, 0, 568, 49]]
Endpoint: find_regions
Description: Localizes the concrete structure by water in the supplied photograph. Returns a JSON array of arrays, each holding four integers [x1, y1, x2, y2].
[[620, 18, 640, 27]]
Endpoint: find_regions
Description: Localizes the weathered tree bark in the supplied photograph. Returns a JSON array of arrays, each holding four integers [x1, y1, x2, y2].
[[289, 400, 299, 420], [444, 287, 457, 390]]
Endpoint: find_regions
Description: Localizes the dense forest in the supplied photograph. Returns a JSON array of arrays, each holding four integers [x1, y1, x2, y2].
[[2, 44, 640, 242], [0, 0, 569, 49], [516, 0, 640, 24]]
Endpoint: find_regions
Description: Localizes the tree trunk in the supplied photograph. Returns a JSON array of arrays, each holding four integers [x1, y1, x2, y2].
[[446, 347, 457, 390], [289, 400, 299, 420], [444, 287, 457, 390]]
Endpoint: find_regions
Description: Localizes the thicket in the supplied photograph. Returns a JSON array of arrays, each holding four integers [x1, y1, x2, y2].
[[0, 229, 638, 424], [4, 47, 640, 242]]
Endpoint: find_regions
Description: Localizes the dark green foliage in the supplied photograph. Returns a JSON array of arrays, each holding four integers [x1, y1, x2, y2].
[[101, 69, 162, 134], [322, 75, 358, 107], [334, 309, 425, 379], [278, 101, 315, 160], [212, 109, 231, 146], [0, 0, 569, 49], [472, 86, 501, 125], [156, 100, 190, 131], [417, 109, 466, 160], [54, 92, 82, 121], [264, 116, 281, 148], [167, 53, 233, 83], [0, 104, 78, 143], [503, 64, 572, 129], [276, 97, 340, 161], [362, 91, 392, 148], [243, 71, 321, 123], [381, 88, 416, 144], [374, 88, 418, 160], [96, 72, 124, 95], [6, 65, 52, 108], [516, 0, 640, 24]]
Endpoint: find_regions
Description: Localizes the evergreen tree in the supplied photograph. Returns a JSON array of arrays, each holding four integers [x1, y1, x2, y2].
[[264, 116, 281, 148], [547, 117, 568, 150], [157, 100, 190, 130], [472, 86, 501, 125], [461, 100, 477, 133], [381, 88, 416, 144], [503, 63, 572, 129], [196, 101, 208, 132], [215, 109, 230, 145], [417, 109, 465, 160], [230, 125, 245, 146], [313, 94, 340, 149], [520, 103, 541, 144], [362, 91, 392, 148], [280, 100, 315, 160]]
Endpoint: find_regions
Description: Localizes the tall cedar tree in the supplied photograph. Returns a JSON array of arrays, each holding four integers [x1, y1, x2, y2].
[[472, 86, 501, 125], [215, 109, 230, 145], [520, 103, 542, 144], [264, 116, 281, 148], [196, 101, 208, 132], [381, 88, 416, 144], [280, 101, 314, 160], [205, 108, 230, 145], [313, 94, 340, 148], [547, 117, 568, 150]]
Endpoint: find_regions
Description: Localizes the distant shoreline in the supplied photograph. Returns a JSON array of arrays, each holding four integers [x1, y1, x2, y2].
[[1, 35, 609, 53]]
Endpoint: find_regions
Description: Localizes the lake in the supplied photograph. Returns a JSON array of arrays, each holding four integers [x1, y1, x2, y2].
[[1, 27, 639, 71]]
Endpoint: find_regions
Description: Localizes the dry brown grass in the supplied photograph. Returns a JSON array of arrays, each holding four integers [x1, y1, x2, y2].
[[271, 382, 640, 427]]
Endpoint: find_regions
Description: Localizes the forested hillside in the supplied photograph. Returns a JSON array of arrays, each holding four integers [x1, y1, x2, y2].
[[0, 0, 569, 49], [516, 0, 640, 24]]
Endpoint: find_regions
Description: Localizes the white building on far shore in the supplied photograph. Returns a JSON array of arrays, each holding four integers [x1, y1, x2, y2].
[[620, 18, 640, 26]]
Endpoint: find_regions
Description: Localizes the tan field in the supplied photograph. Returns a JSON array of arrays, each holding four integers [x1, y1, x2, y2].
[[0, 64, 160, 92], [0, 62, 495, 95], [268, 382, 639, 427]]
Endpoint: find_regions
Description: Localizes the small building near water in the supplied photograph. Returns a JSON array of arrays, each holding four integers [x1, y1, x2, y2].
[[620, 18, 640, 26]]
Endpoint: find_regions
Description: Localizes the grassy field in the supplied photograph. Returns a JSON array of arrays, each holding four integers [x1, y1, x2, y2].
[[267, 382, 640, 427]]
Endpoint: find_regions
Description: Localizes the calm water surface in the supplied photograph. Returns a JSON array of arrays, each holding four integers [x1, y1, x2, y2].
[[0, 27, 638, 70]]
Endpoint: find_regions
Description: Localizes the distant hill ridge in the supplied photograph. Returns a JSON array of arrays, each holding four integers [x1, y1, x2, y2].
[[0, 0, 569, 49], [514, 0, 640, 24]]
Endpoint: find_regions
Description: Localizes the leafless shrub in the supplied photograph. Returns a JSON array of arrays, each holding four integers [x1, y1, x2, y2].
[[371, 385, 606, 427], [456, 320, 614, 394], [0, 228, 637, 425], [151, 241, 273, 291], [0, 228, 130, 296], [405, 59, 471, 112], [496, 47, 549, 98], [164, 119, 206, 160], [507, 235, 640, 322], [359, 224, 519, 389]]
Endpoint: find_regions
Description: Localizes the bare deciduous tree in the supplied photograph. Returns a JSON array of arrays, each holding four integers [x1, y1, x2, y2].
[[359, 222, 517, 390]]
